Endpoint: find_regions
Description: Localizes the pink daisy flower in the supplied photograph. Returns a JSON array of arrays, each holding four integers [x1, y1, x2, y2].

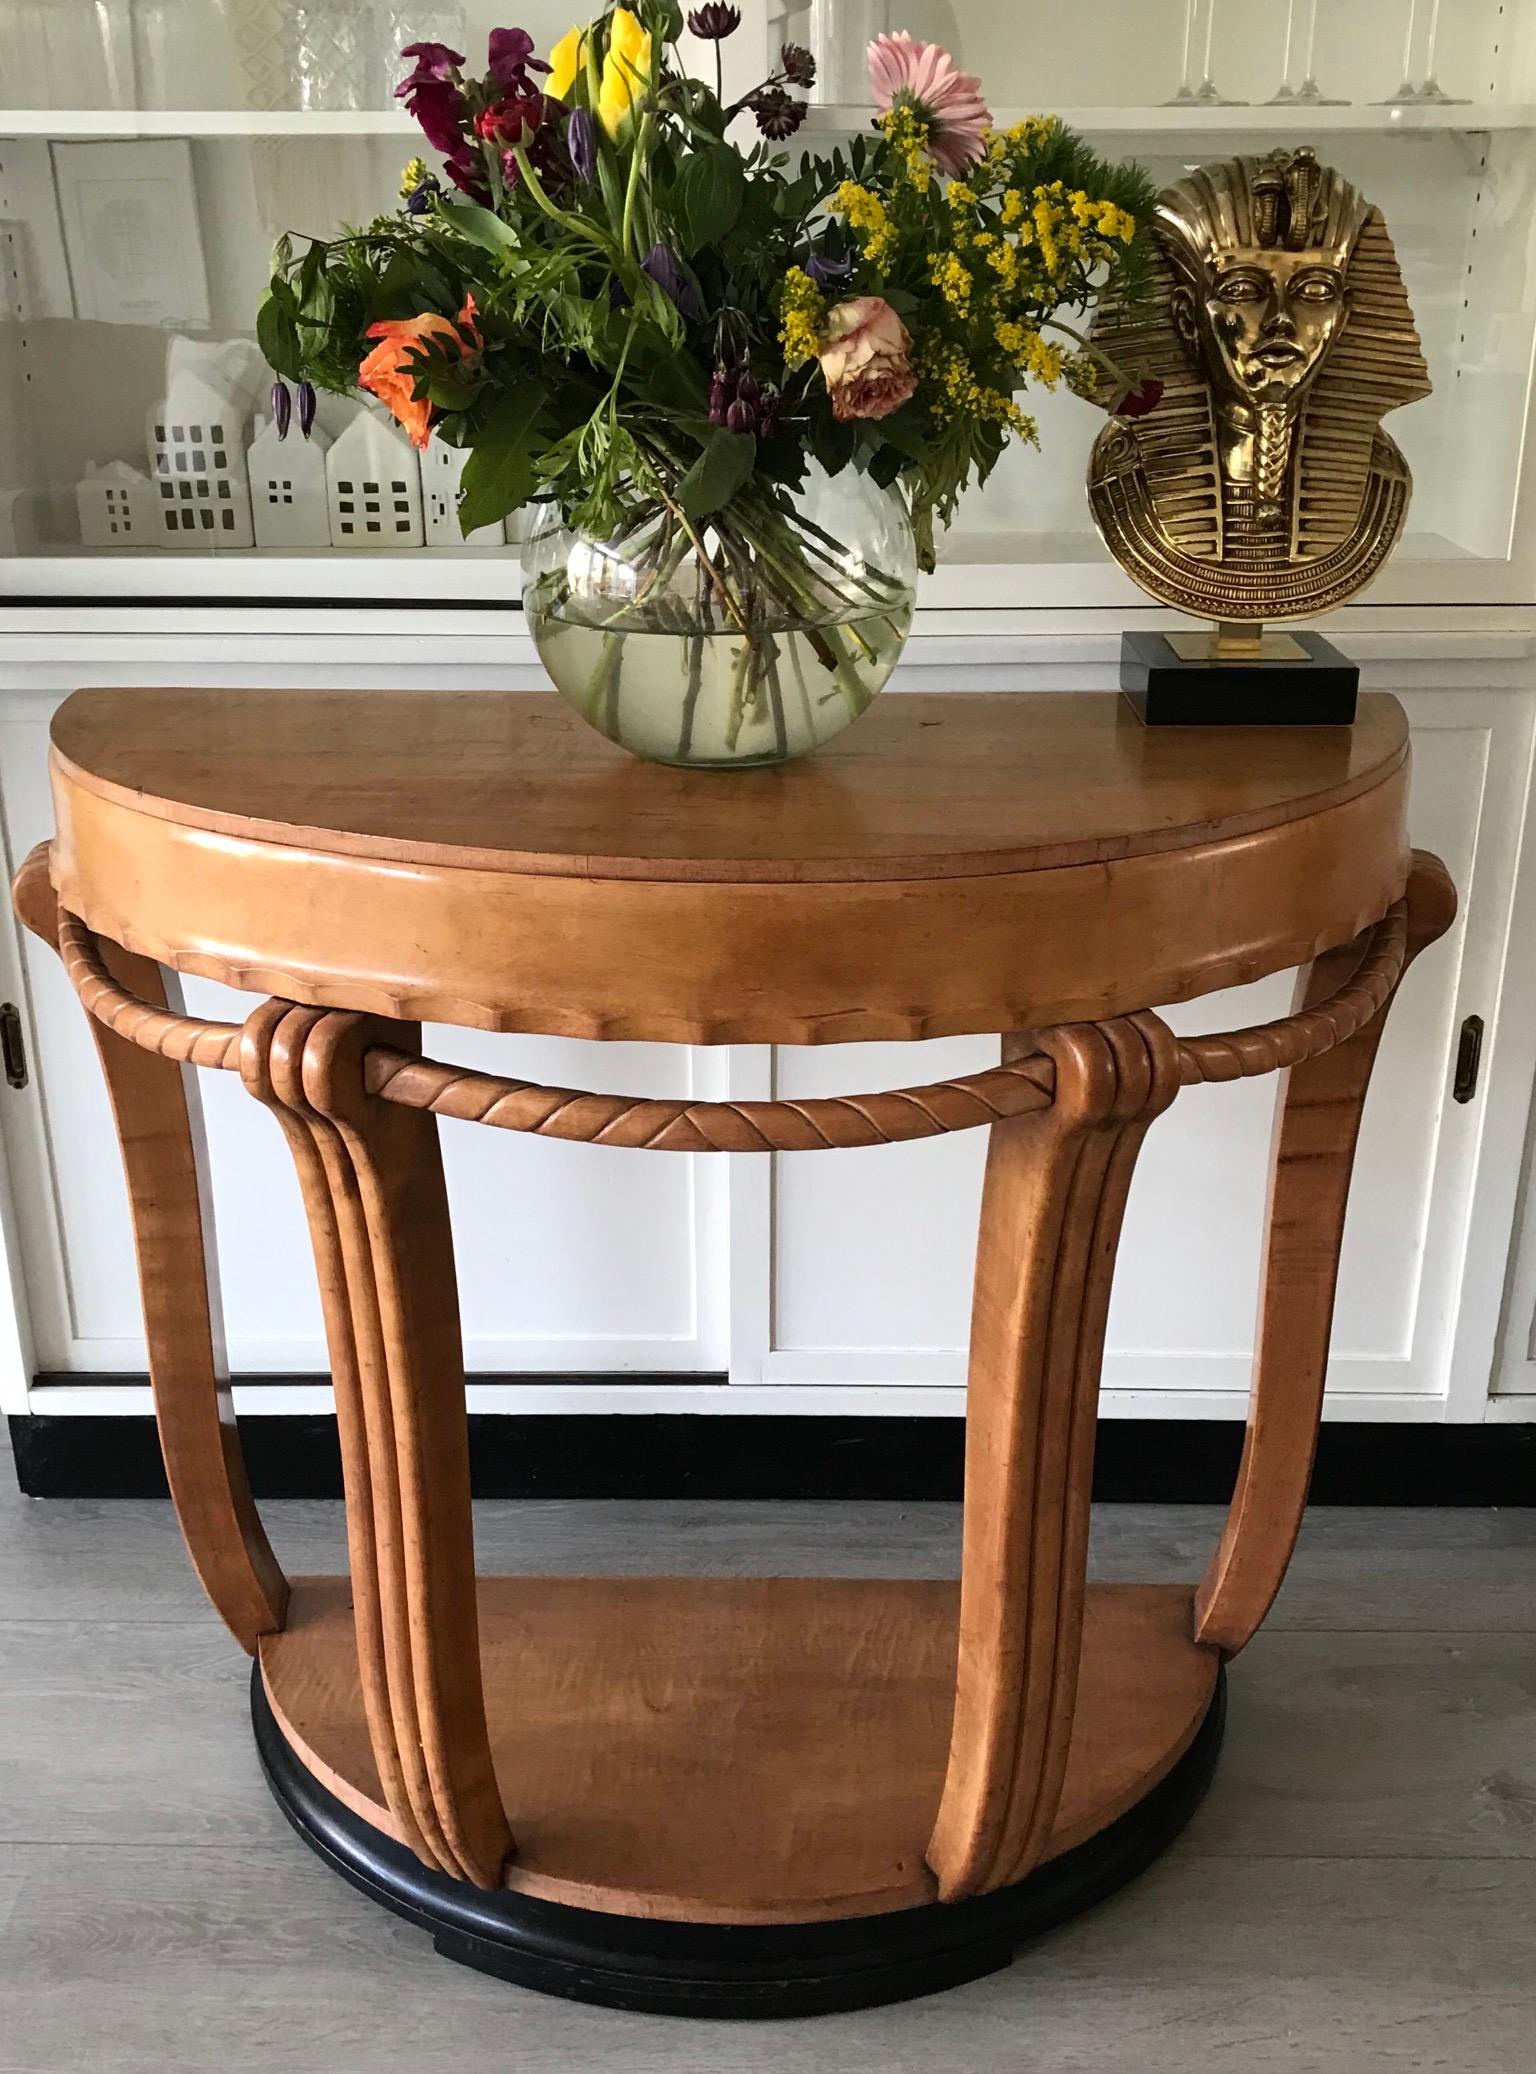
[[868, 31, 990, 178]]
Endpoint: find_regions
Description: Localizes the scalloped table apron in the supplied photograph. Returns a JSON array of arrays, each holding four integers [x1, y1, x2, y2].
[[17, 687, 1456, 2019]]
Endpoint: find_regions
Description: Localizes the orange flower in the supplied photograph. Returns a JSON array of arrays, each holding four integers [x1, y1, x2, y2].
[[358, 295, 481, 450]]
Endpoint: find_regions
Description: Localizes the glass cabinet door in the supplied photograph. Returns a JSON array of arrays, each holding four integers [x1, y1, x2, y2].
[[1, 0, 1534, 603]]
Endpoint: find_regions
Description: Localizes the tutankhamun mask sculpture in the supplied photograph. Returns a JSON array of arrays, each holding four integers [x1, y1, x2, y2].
[[1086, 148, 1431, 639]]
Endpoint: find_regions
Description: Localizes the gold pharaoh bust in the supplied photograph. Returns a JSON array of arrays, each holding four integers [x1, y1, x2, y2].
[[1086, 148, 1431, 631]]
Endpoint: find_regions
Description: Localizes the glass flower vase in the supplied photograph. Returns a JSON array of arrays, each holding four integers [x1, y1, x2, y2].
[[521, 465, 917, 770]]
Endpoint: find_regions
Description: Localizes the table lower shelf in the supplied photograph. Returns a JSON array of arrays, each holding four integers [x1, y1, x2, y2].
[[258, 1575, 1219, 1927]]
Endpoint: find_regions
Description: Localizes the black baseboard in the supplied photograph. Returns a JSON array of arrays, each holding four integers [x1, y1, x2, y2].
[[9, 1388, 1535, 1503]]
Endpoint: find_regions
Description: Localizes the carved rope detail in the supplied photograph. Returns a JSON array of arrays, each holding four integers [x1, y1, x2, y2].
[[1176, 900, 1407, 1085], [58, 910, 245, 1072], [56, 900, 1409, 1146]]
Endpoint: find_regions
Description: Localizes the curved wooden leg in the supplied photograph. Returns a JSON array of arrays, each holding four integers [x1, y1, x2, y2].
[[241, 1000, 438, 1870], [927, 1012, 1183, 1903], [1195, 851, 1459, 1657], [11, 843, 287, 1653], [249, 1006, 512, 1890]]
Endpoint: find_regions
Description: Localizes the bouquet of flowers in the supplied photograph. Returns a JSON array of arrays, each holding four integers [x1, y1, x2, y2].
[[259, 8, 1154, 765]]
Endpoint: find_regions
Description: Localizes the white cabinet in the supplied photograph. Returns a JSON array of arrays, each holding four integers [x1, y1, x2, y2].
[[0, 658, 1532, 1428], [742, 687, 1536, 1420]]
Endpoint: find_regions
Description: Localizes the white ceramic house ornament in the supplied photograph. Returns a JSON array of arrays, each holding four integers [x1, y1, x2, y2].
[[148, 366, 255, 547], [75, 461, 157, 548], [326, 410, 425, 548], [0, 486, 39, 556], [247, 414, 333, 548], [421, 439, 503, 547]]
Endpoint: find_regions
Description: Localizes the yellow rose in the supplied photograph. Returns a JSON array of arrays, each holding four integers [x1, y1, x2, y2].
[[597, 6, 652, 138], [546, 24, 586, 100]]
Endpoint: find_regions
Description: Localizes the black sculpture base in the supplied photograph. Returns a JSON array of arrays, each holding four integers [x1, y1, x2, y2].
[[252, 1661, 1225, 2019], [1120, 629, 1360, 727]]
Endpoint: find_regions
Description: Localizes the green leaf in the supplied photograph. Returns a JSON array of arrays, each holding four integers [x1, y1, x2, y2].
[[868, 403, 931, 464], [458, 383, 549, 534], [670, 144, 745, 256], [255, 295, 301, 378], [674, 425, 755, 521], [435, 196, 523, 259]]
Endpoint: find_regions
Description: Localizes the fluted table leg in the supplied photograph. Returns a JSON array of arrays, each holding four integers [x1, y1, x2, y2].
[[246, 1006, 512, 1891], [928, 1013, 1184, 1902]]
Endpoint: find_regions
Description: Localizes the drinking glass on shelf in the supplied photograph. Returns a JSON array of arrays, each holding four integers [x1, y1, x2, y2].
[[1194, 0, 1247, 108], [1165, 0, 1200, 105], [290, 1, 378, 112], [0, 0, 131, 109], [381, 7, 467, 107], [1417, 0, 1469, 105], [1266, 0, 1299, 104], [130, 0, 238, 109], [1377, 0, 1421, 105], [1293, 0, 1346, 106]]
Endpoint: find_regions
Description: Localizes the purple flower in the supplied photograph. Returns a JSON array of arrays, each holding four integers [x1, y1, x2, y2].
[[269, 378, 292, 440], [708, 360, 780, 434], [395, 39, 465, 90], [781, 41, 815, 87], [488, 26, 549, 84], [566, 105, 597, 180], [402, 77, 471, 155], [641, 242, 702, 320], [751, 86, 805, 139], [686, 3, 741, 38], [404, 168, 442, 215], [805, 247, 853, 287], [297, 380, 317, 439]]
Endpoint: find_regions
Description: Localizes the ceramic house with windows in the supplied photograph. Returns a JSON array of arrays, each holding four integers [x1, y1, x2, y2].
[[421, 440, 503, 547], [147, 366, 255, 547], [247, 416, 332, 549], [325, 410, 424, 549], [75, 462, 156, 549], [0, 487, 38, 557]]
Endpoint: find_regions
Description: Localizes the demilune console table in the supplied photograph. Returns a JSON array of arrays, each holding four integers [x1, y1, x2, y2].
[[16, 687, 1454, 2018]]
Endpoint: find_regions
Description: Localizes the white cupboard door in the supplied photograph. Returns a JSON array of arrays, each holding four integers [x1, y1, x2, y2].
[[0, 691, 727, 1385], [747, 690, 1534, 1419]]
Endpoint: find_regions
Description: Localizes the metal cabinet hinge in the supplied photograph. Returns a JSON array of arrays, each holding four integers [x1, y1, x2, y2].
[[0, 1002, 26, 1089], [1453, 1014, 1484, 1105]]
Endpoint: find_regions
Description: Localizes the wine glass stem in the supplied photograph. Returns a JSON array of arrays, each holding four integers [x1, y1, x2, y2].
[[1303, 0, 1321, 78], [1279, 0, 1297, 88], [1423, 0, 1442, 81], [1203, 0, 1217, 83], [1400, 0, 1420, 82], [1179, 0, 1197, 91]]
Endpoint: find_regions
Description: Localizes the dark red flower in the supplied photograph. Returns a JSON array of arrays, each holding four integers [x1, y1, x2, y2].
[[395, 40, 465, 90], [475, 91, 545, 144], [1116, 376, 1164, 419], [687, 3, 741, 38], [403, 77, 471, 155], [751, 85, 805, 139], [444, 150, 491, 202], [781, 41, 815, 87], [488, 26, 548, 83]]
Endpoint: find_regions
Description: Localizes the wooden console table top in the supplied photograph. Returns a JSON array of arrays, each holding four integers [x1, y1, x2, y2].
[[47, 688, 1412, 1043]]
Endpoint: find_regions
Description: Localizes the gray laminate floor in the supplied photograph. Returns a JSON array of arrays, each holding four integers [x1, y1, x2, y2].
[[1, 1456, 1533, 2072]]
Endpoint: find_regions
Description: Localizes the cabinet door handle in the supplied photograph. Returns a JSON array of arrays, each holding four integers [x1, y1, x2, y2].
[[1453, 1014, 1483, 1104], [0, 1002, 27, 1090]]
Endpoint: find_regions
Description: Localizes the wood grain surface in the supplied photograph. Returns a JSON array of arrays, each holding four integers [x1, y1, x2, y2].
[[259, 1575, 1217, 1926], [48, 720, 1412, 1040], [51, 688, 1408, 884]]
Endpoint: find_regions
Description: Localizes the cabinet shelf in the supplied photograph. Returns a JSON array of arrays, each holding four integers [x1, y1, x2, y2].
[[2, 102, 1533, 140]]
